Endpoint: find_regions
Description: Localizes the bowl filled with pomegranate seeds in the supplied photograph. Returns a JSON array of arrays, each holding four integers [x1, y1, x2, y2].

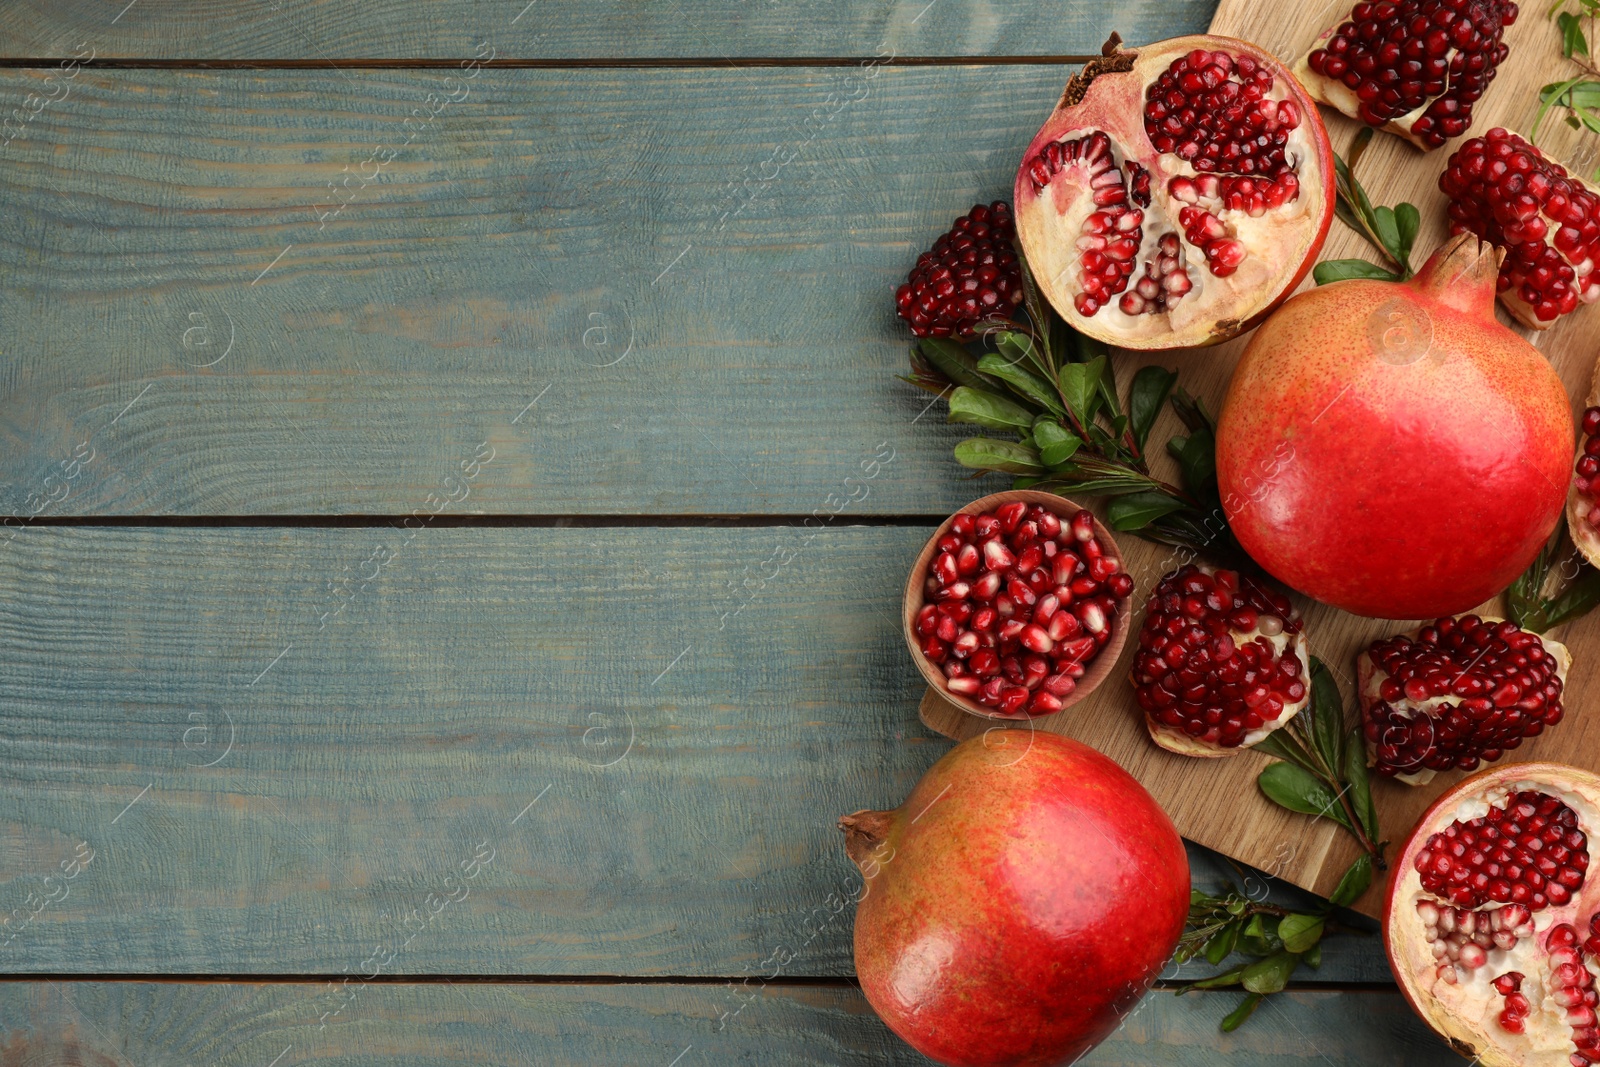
[[904, 491, 1135, 720]]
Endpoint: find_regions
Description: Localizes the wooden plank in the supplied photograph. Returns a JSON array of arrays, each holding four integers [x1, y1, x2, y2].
[[0, 1, 1213, 61], [0, 64, 1086, 517], [926, 0, 1600, 918], [0, 981, 1463, 1066], [0, 525, 1392, 981]]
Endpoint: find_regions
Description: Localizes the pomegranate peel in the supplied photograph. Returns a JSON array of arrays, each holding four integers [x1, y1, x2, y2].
[[1014, 34, 1335, 351], [1217, 233, 1574, 619], [1132, 563, 1310, 757], [1569, 363, 1600, 566], [1386, 763, 1600, 1067], [1359, 615, 1571, 787], [843, 731, 1189, 1067], [1296, 0, 1520, 152]]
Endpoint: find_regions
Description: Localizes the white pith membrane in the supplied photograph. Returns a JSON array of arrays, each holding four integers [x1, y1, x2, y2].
[[1014, 43, 1328, 350], [1390, 772, 1600, 1067], [1569, 368, 1600, 569], [1357, 617, 1573, 788], [1134, 563, 1312, 759]]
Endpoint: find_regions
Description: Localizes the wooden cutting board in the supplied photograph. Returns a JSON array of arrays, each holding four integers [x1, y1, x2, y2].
[[920, 0, 1600, 918]]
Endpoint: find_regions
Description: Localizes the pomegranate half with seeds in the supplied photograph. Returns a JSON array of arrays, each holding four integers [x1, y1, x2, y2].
[[1014, 36, 1335, 350], [1217, 233, 1574, 620], [908, 495, 1133, 718], [1441, 129, 1600, 329], [1131, 564, 1311, 757], [1386, 764, 1600, 1067], [1360, 615, 1572, 786], [842, 730, 1189, 1067], [1296, 0, 1519, 151]]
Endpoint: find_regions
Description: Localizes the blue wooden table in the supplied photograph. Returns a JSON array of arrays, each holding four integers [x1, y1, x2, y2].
[[0, 2, 1463, 1063]]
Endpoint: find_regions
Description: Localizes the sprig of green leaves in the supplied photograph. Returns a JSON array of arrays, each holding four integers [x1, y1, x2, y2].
[[1253, 660, 1386, 867], [1538, 3, 1600, 175], [1315, 129, 1421, 286], [1508, 527, 1600, 632], [905, 250, 1241, 558], [1176, 858, 1372, 1031]]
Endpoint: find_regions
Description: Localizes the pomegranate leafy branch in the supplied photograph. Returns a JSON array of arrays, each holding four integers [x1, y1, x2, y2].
[[1537, 2, 1600, 157], [1175, 856, 1371, 1032], [1251, 659, 1387, 869], [1315, 128, 1421, 285], [904, 242, 1241, 558]]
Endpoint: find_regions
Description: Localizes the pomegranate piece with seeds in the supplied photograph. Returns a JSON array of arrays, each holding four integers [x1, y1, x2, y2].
[[1014, 35, 1334, 351], [913, 499, 1134, 718], [1572, 388, 1600, 567], [1440, 128, 1600, 329], [1387, 765, 1600, 1067], [1131, 563, 1311, 757], [1296, 0, 1519, 151], [895, 201, 1025, 338], [1359, 615, 1571, 787]]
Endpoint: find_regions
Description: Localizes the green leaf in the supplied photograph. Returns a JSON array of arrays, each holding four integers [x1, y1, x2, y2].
[[1561, 10, 1588, 57], [1394, 202, 1420, 274], [1107, 490, 1188, 531], [1371, 205, 1403, 264], [1183, 962, 1249, 991], [1241, 952, 1299, 995], [1166, 427, 1217, 496], [1221, 992, 1265, 1032], [1544, 563, 1600, 629], [1343, 726, 1380, 844], [1204, 921, 1242, 966], [916, 338, 1000, 393], [953, 438, 1045, 475], [1058, 356, 1107, 425], [1251, 729, 1318, 772], [946, 386, 1036, 433], [1032, 419, 1084, 468], [994, 330, 1052, 381], [1277, 913, 1325, 954], [1303, 943, 1322, 970], [1330, 853, 1375, 909], [977, 353, 1065, 417], [1129, 366, 1178, 451], [1309, 661, 1347, 782], [1258, 762, 1353, 832], [1314, 259, 1400, 285]]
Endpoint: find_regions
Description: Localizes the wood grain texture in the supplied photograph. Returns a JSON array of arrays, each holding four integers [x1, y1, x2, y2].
[[0, 0, 1211, 61], [0, 64, 1089, 517], [0, 981, 1464, 1066], [0, 524, 1398, 982], [926, 0, 1600, 918]]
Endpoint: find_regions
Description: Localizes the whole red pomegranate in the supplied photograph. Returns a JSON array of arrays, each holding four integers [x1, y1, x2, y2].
[[841, 731, 1188, 1067], [1386, 763, 1600, 1066], [1014, 35, 1334, 350], [1217, 234, 1573, 619]]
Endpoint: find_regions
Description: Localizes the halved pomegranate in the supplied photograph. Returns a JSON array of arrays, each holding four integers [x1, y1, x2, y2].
[[1131, 563, 1311, 757], [1386, 763, 1600, 1067], [1572, 373, 1600, 565], [1296, 0, 1519, 151], [1014, 35, 1335, 350], [1441, 128, 1600, 328], [1359, 615, 1572, 786]]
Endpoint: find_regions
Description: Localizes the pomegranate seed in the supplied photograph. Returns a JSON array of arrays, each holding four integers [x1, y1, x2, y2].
[[895, 202, 1024, 338]]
